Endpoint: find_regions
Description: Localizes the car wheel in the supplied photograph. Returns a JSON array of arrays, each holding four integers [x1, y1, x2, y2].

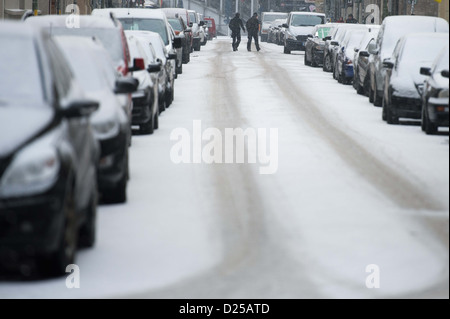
[[424, 108, 438, 134], [283, 46, 291, 54], [78, 189, 97, 248], [373, 81, 382, 107], [304, 53, 310, 66], [38, 184, 78, 277], [323, 55, 331, 72], [159, 98, 166, 113], [154, 111, 159, 130], [176, 62, 183, 75], [104, 150, 128, 204], [386, 99, 399, 125], [140, 114, 154, 135], [381, 96, 387, 121]]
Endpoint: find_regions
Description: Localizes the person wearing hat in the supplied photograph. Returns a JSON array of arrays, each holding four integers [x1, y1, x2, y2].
[[346, 13, 358, 23], [246, 12, 261, 52], [229, 12, 246, 51]]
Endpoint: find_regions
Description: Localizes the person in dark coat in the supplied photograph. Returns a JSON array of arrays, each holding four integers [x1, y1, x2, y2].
[[229, 13, 246, 51], [346, 14, 358, 23], [246, 12, 261, 51]]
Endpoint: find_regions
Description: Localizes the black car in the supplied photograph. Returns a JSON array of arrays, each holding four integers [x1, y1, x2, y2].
[[420, 46, 449, 134], [304, 24, 334, 67], [166, 14, 191, 65], [0, 22, 100, 277]]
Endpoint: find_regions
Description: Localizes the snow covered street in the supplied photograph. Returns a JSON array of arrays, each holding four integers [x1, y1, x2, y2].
[[1, 37, 448, 299]]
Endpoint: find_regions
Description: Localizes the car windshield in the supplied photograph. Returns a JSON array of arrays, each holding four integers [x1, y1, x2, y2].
[[168, 19, 183, 32], [344, 31, 366, 52], [119, 18, 169, 45], [400, 37, 448, 66], [264, 14, 288, 23], [433, 46, 449, 73], [291, 15, 324, 27], [189, 12, 197, 23], [316, 27, 332, 39], [51, 27, 124, 63], [0, 36, 44, 103]]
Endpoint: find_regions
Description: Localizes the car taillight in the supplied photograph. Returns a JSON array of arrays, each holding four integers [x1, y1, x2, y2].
[[175, 30, 181, 35]]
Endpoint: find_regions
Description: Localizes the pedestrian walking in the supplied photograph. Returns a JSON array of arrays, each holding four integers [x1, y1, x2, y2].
[[246, 12, 261, 52], [346, 14, 358, 24], [229, 13, 246, 51]]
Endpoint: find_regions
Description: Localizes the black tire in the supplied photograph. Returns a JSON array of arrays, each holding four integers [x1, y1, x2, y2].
[[424, 108, 438, 134], [176, 62, 183, 75], [38, 185, 78, 277], [386, 99, 399, 125], [159, 98, 166, 113], [78, 190, 97, 248], [154, 111, 159, 130], [381, 96, 387, 121], [323, 54, 332, 72], [369, 84, 375, 103], [304, 53, 310, 66], [283, 46, 291, 54], [140, 115, 154, 135], [373, 81, 382, 107]]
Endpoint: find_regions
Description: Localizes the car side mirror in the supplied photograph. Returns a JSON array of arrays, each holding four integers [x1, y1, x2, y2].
[[173, 37, 182, 49], [129, 58, 145, 72], [184, 27, 192, 33], [61, 100, 99, 118], [324, 36, 331, 41], [441, 70, 449, 78], [368, 42, 378, 55], [282, 23, 288, 28], [199, 21, 205, 26], [420, 67, 432, 76], [115, 77, 139, 94], [147, 63, 161, 73], [354, 48, 359, 53], [307, 34, 313, 38], [383, 59, 394, 69], [359, 51, 370, 57], [167, 53, 177, 60], [330, 41, 338, 46], [189, 22, 193, 27]]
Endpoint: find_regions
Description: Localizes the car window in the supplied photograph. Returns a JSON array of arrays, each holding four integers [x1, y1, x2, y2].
[[263, 14, 288, 23], [119, 18, 169, 46], [46, 39, 74, 100], [0, 36, 44, 103], [291, 15, 324, 27], [168, 19, 183, 32], [317, 27, 331, 39], [189, 12, 197, 23]]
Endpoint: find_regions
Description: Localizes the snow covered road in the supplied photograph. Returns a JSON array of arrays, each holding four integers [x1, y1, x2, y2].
[[1, 37, 448, 299]]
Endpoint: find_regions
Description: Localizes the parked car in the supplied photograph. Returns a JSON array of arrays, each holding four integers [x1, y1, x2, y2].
[[304, 24, 335, 67], [126, 30, 176, 113], [282, 12, 326, 54], [353, 27, 380, 95], [161, 7, 194, 52], [55, 36, 139, 204], [24, 14, 134, 135], [268, 19, 287, 45], [322, 24, 368, 72], [260, 11, 289, 42], [196, 12, 208, 46], [163, 10, 192, 64], [204, 17, 216, 39], [125, 33, 162, 134], [420, 45, 449, 134], [0, 22, 99, 276], [381, 33, 449, 125], [368, 15, 449, 106], [333, 29, 366, 84], [168, 24, 183, 76], [187, 9, 203, 51], [92, 8, 181, 108]]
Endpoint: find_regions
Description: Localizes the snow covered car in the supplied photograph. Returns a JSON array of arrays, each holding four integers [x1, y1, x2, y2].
[[24, 14, 134, 139], [420, 46, 449, 134], [333, 29, 366, 84], [126, 32, 162, 135], [0, 22, 99, 276], [260, 11, 288, 42], [267, 19, 286, 44], [368, 15, 449, 107], [165, 12, 192, 64], [381, 33, 449, 125], [126, 30, 176, 112], [304, 24, 335, 67], [55, 37, 138, 203], [204, 17, 216, 39], [282, 12, 326, 54], [187, 9, 202, 51], [353, 27, 380, 95]]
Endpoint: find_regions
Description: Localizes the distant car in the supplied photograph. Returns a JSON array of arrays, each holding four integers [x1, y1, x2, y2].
[[333, 29, 366, 84], [125, 32, 162, 134], [282, 12, 326, 54], [381, 33, 449, 124], [420, 46, 449, 134], [196, 12, 208, 46], [24, 14, 134, 136], [353, 27, 380, 95], [268, 19, 286, 45], [164, 12, 191, 64], [304, 24, 335, 67], [168, 24, 183, 76], [55, 36, 138, 203], [0, 22, 99, 276], [187, 9, 202, 51], [204, 17, 216, 39], [322, 24, 367, 72], [260, 11, 288, 42], [368, 15, 449, 107], [161, 7, 194, 52]]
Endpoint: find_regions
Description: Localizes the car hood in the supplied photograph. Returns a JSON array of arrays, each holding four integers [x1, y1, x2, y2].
[[0, 103, 54, 158], [289, 26, 315, 36], [84, 90, 122, 126], [391, 62, 433, 98]]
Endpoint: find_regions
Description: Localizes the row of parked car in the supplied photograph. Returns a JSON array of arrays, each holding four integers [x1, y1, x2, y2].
[[265, 13, 449, 135], [0, 6, 212, 277]]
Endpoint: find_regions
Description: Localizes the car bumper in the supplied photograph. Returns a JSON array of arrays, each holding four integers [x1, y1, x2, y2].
[[286, 38, 306, 51], [312, 50, 324, 65], [98, 132, 128, 191], [343, 64, 354, 79], [391, 96, 422, 119], [427, 97, 449, 126], [0, 179, 67, 267]]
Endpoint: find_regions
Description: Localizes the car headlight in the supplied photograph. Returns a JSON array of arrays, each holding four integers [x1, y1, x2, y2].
[[0, 147, 60, 198], [92, 120, 120, 140], [438, 89, 449, 98], [314, 44, 323, 50]]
